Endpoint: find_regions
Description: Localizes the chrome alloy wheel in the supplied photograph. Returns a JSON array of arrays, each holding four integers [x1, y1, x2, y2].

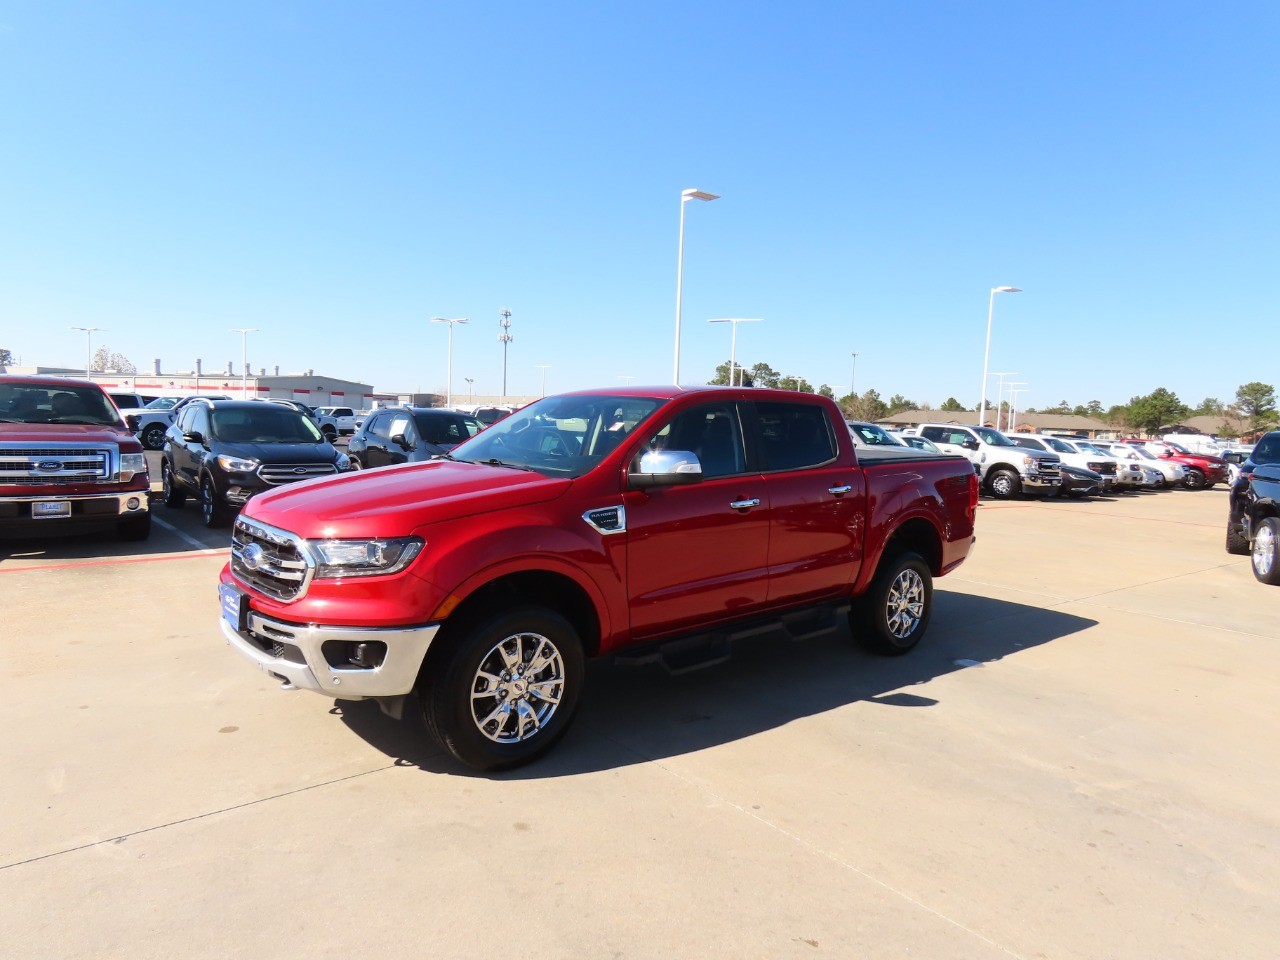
[[1253, 523, 1277, 579], [469, 632, 566, 744], [884, 568, 926, 639]]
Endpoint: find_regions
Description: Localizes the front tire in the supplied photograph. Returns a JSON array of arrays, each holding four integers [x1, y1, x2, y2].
[[1183, 467, 1206, 490], [419, 606, 585, 771], [1251, 518, 1280, 585], [1226, 522, 1249, 555], [987, 468, 1021, 500], [853, 551, 933, 655]]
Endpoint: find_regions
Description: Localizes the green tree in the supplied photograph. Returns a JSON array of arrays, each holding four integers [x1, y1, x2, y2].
[[776, 375, 814, 393], [939, 397, 966, 412], [1193, 397, 1225, 417], [748, 362, 780, 389], [91, 346, 137, 374], [844, 389, 888, 422], [1125, 388, 1189, 434], [817, 384, 835, 399], [1042, 400, 1072, 415], [0, 348, 12, 366], [886, 394, 917, 416], [1235, 382, 1277, 432]]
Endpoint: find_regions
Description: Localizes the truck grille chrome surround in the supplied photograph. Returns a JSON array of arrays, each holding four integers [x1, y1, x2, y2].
[[258, 463, 339, 485], [582, 505, 626, 535], [231, 516, 315, 602], [0, 444, 114, 484]]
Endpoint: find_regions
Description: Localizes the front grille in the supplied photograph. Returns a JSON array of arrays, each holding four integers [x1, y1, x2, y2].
[[258, 462, 339, 486], [1031, 460, 1061, 479], [0, 445, 113, 484], [1087, 461, 1117, 477], [230, 516, 313, 601]]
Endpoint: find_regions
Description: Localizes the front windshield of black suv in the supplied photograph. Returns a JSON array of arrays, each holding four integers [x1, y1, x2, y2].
[[451, 394, 665, 477], [210, 408, 324, 444], [0, 384, 122, 426]]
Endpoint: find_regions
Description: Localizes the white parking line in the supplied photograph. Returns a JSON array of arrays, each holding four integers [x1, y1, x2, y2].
[[152, 514, 217, 551]]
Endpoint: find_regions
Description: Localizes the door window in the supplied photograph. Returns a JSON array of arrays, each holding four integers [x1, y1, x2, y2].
[[634, 402, 746, 479], [753, 402, 836, 472]]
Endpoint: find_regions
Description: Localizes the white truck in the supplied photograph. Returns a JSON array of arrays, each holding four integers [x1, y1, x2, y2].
[[917, 423, 1061, 499], [313, 406, 366, 440], [128, 395, 229, 450]]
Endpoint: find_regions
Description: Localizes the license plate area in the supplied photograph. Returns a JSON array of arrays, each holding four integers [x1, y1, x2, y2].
[[220, 583, 248, 632], [33, 501, 72, 519]]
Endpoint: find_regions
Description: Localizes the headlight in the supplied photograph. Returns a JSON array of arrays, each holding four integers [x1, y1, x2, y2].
[[335, 452, 351, 471], [311, 537, 424, 578], [119, 452, 147, 481], [216, 455, 260, 472]]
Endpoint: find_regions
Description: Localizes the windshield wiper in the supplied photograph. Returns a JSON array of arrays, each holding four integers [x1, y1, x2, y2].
[[482, 457, 536, 472]]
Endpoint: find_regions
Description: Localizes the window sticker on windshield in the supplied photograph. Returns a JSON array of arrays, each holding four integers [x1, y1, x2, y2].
[[390, 416, 411, 435]]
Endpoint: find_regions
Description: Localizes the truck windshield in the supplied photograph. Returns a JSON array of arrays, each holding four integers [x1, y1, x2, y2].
[[452, 394, 666, 477], [974, 427, 1016, 446], [0, 384, 122, 426]]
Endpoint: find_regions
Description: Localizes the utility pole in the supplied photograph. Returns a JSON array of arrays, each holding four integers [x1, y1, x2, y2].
[[498, 308, 513, 399]]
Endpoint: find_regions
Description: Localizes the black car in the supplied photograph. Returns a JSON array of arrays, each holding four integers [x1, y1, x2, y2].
[[161, 399, 351, 527], [1056, 463, 1104, 499], [348, 407, 482, 469], [1226, 430, 1280, 582]]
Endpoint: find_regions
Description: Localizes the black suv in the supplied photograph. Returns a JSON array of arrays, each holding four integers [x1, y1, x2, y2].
[[347, 407, 481, 469], [161, 399, 351, 527], [1226, 430, 1280, 583]]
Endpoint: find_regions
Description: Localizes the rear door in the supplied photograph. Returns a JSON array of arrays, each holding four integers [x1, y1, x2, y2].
[[623, 400, 770, 640], [749, 400, 865, 603]]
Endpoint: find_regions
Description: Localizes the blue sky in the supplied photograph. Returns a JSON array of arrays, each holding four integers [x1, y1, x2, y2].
[[2, 2, 1276, 409]]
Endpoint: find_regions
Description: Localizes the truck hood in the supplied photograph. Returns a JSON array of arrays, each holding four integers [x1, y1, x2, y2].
[[243, 458, 572, 537], [0, 422, 136, 448]]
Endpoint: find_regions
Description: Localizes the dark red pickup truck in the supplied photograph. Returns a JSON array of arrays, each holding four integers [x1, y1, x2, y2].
[[1, 375, 152, 540], [219, 387, 977, 769]]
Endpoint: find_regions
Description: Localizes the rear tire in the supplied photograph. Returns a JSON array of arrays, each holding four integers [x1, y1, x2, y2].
[[1251, 518, 1280, 585], [1183, 467, 1206, 490], [418, 606, 585, 771], [852, 551, 933, 656], [161, 461, 186, 507], [141, 424, 167, 451], [200, 474, 231, 528]]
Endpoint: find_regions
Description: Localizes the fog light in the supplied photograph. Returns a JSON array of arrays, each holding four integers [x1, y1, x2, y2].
[[126, 497, 141, 510]]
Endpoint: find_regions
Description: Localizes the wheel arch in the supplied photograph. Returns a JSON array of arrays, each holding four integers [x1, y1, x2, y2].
[[881, 515, 944, 575]]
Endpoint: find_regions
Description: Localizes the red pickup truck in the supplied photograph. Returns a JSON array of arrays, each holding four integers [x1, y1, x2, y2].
[[218, 387, 977, 769], [1, 375, 152, 540]]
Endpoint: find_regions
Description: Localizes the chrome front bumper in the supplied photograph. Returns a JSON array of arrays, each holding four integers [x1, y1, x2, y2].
[[219, 595, 440, 699]]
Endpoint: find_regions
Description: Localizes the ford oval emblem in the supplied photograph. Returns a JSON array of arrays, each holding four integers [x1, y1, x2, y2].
[[293, 467, 308, 474], [241, 543, 266, 571], [37, 460, 62, 471]]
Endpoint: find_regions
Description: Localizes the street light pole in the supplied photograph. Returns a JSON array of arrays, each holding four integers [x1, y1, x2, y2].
[[978, 286, 1021, 427], [464, 378, 475, 403], [498, 309, 513, 399], [988, 371, 1017, 431], [1002, 381, 1027, 432], [431, 317, 469, 408], [708, 318, 762, 387], [228, 328, 259, 399], [70, 326, 104, 380], [850, 352, 858, 398], [535, 364, 551, 397], [674, 188, 719, 385], [1008, 387, 1030, 433]]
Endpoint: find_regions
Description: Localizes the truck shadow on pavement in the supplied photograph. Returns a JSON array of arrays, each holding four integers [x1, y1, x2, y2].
[[336, 590, 1096, 777]]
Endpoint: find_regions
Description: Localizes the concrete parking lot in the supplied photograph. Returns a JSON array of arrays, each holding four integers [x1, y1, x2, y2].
[[2, 481, 1277, 959]]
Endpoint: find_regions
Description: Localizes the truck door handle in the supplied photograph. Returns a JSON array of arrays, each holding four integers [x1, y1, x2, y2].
[[828, 485, 852, 496], [729, 498, 761, 511]]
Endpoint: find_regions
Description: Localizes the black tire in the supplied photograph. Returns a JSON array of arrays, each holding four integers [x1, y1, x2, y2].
[[1183, 467, 1206, 490], [322, 426, 338, 441], [987, 468, 1021, 500], [199, 474, 231, 528], [1226, 522, 1249, 556], [348, 455, 363, 470], [161, 460, 186, 507], [141, 423, 167, 451], [418, 605, 585, 771], [852, 551, 933, 656], [1251, 518, 1280, 585], [116, 511, 152, 542]]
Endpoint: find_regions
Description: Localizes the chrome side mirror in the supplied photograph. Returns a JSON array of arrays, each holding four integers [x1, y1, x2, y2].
[[629, 449, 703, 489]]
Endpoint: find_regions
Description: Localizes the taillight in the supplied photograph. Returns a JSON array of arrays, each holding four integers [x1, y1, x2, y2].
[[967, 471, 980, 523]]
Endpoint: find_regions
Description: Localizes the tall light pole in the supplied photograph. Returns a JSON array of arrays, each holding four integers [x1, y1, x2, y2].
[[988, 371, 1017, 430], [535, 364, 551, 397], [70, 326, 104, 380], [431, 317, 469, 408], [228, 327, 258, 399], [978, 286, 1021, 428], [498, 308, 513, 399], [674, 188, 719, 385], [1008, 387, 1030, 433], [850, 352, 858, 398], [708, 318, 762, 386], [464, 377, 475, 403]]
